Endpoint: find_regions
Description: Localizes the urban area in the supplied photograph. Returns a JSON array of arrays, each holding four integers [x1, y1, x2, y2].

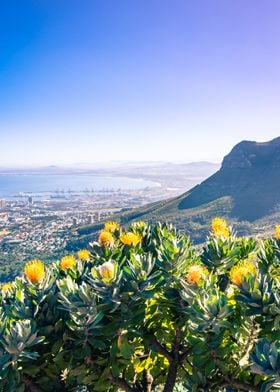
[[0, 184, 179, 261]]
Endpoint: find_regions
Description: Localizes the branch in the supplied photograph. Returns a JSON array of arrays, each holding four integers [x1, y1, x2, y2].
[[21, 374, 44, 392], [222, 375, 260, 392], [109, 374, 137, 392], [210, 348, 259, 392], [179, 346, 191, 362], [151, 337, 173, 363]]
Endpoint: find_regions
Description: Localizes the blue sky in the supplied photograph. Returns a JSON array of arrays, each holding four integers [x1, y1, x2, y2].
[[1, 0, 280, 166]]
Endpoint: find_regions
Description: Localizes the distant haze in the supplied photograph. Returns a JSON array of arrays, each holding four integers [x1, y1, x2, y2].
[[0, 160, 221, 170], [1, 1, 280, 165]]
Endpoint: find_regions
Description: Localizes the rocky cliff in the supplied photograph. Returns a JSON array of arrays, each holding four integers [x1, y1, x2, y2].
[[178, 137, 280, 220]]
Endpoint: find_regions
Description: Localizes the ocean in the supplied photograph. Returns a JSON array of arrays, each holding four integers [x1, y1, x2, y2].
[[0, 174, 159, 199]]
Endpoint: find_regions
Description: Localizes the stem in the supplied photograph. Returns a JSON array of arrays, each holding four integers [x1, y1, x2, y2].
[[143, 370, 153, 392], [163, 361, 179, 392], [238, 318, 259, 370], [163, 328, 181, 392]]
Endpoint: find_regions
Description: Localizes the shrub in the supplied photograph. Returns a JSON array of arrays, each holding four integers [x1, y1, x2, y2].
[[0, 220, 280, 391]]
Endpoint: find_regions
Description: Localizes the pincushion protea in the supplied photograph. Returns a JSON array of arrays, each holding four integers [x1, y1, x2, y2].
[[211, 217, 230, 239], [120, 232, 141, 246], [77, 249, 91, 261], [229, 260, 256, 286], [98, 230, 114, 247], [104, 221, 120, 233], [186, 265, 209, 284], [24, 260, 45, 283], [60, 255, 76, 271]]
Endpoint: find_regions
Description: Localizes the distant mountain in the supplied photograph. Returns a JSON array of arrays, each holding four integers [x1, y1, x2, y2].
[[178, 137, 280, 221], [69, 137, 280, 246], [0, 161, 219, 176]]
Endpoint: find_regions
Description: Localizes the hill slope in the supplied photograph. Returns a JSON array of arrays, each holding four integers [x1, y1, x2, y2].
[[68, 137, 280, 246]]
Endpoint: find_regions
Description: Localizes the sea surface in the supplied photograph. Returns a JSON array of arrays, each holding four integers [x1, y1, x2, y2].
[[0, 174, 159, 199]]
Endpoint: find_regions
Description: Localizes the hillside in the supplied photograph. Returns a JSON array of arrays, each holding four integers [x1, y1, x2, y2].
[[68, 137, 280, 246], [178, 137, 280, 220]]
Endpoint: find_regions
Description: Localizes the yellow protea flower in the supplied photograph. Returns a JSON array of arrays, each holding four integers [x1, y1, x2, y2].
[[211, 217, 230, 239], [98, 230, 114, 247], [275, 225, 280, 240], [229, 260, 256, 286], [1, 282, 13, 294], [92, 260, 116, 282], [131, 221, 147, 230], [77, 249, 91, 261], [186, 265, 209, 285], [104, 221, 120, 233], [120, 232, 142, 246], [60, 255, 76, 271], [24, 260, 45, 284]]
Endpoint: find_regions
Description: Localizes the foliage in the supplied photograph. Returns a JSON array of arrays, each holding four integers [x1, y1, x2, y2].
[[0, 250, 65, 283], [1, 220, 280, 391]]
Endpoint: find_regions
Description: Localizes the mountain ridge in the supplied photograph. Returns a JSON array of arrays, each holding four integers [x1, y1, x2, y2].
[[177, 137, 280, 221]]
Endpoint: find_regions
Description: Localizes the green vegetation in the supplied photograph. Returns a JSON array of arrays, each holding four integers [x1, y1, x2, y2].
[[0, 253, 23, 282], [1, 220, 280, 391], [0, 251, 66, 283], [68, 195, 263, 249]]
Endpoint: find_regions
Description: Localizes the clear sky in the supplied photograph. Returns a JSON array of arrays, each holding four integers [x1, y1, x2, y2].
[[1, 0, 280, 166]]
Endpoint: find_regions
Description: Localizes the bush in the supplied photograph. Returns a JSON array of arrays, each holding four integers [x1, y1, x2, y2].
[[1, 220, 280, 391]]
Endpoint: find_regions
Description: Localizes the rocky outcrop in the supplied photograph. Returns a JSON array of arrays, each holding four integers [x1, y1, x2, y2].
[[178, 137, 280, 221], [222, 137, 280, 169]]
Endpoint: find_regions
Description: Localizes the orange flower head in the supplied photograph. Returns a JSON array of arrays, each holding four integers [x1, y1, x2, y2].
[[120, 232, 142, 246], [211, 217, 230, 239], [104, 221, 120, 233], [24, 260, 45, 284], [186, 265, 209, 285], [77, 249, 91, 261], [275, 225, 280, 240], [98, 230, 114, 247], [229, 260, 256, 286], [60, 255, 76, 271]]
